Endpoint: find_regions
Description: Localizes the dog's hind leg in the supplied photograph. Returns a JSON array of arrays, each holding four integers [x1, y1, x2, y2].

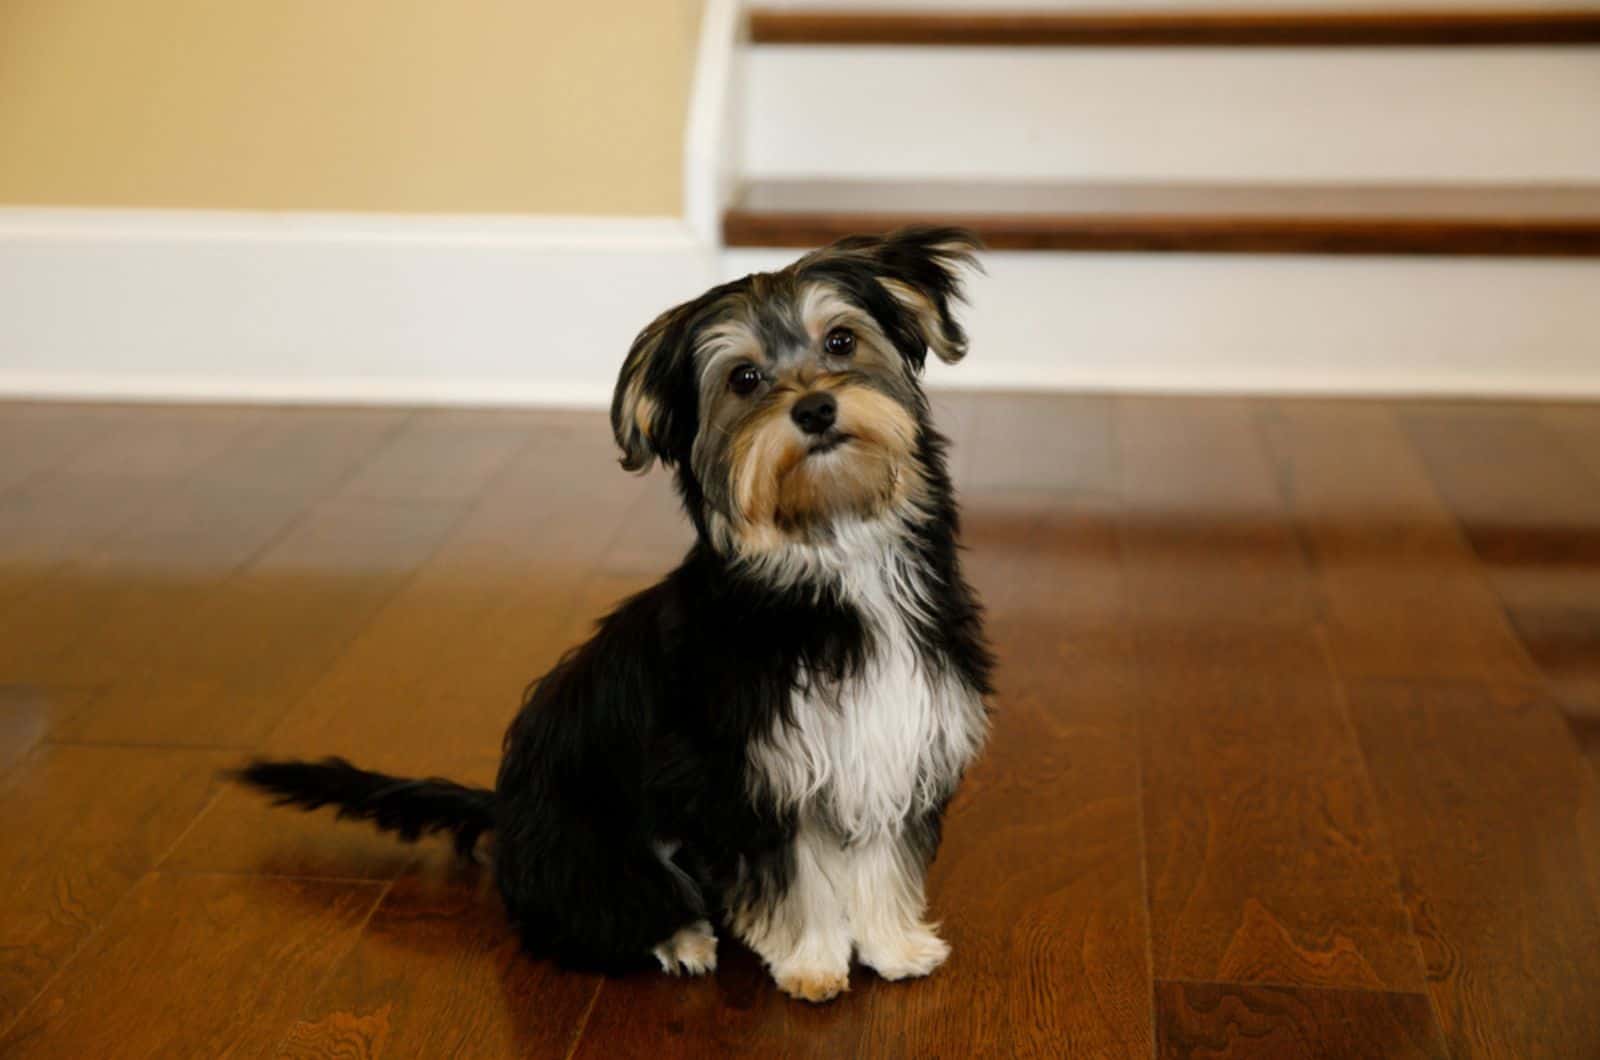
[[648, 841, 718, 975], [653, 918, 718, 975], [496, 821, 712, 975]]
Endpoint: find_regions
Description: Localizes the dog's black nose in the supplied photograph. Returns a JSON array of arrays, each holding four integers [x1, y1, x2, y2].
[[791, 392, 837, 436]]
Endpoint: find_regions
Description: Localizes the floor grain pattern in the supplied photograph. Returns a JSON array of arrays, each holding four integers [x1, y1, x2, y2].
[[0, 872, 384, 1058], [1347, 680, 1600, 1058], [1154, 980, 1447, 1059]]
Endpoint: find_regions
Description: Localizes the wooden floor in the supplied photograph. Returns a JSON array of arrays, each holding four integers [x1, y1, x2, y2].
[[1, 394, 1598, 1058]]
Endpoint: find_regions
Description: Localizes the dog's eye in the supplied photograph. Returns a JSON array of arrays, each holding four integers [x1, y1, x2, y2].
[[823, 327, 856, 357], [728, 363, 763, 396]]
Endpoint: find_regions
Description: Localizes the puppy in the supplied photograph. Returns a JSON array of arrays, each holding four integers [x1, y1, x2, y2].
[[236, 227, 994, 1003]]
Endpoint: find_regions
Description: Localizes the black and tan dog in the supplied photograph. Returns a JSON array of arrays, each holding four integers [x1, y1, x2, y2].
[[237, 227, 994, 1003]]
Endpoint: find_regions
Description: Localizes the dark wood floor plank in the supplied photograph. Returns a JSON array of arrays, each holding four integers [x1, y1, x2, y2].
[[54, 495, 464, 748], [961, 396, 1125, 648], [1402, 404, 1600, 770], [0, 872, 384, 1057], [3, 409, 520, 739], [0, 409, 404, 687], [0, 475, 182, 618], [0, 686, 96, 778], [1116, 396, 1317, 630], [1136, 630, 1425, 992], [1259, 400, 1535, 683], [1536, 403, 1600, 770], [56, 404, 270, 482], [571, 948, 855, 1060], [0, 745, 235, 1028], [0, 486, 311, 684], [184, 406, 409, 495], [965, 391, 1117, 495], [0, 403, 135, 495], [0, 407, 272, 617], [1119, 398, 1425, 993], [275, 872, 598, 1059], [1155, 981, 1446, 1059], [926, 389, 980, 491], [336, 408, 541, 502], [1542, 403, 1600, 486], [597, 474, 695, 578], [1346, 680, 1600, 1058]]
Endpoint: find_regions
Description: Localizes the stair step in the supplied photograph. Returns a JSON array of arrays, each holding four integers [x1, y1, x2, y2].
[[748, 6, 1600, 47], [723, 180, 1600, 255]]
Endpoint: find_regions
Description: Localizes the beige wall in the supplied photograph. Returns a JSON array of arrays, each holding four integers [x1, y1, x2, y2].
[[0, 1, 703, 215]]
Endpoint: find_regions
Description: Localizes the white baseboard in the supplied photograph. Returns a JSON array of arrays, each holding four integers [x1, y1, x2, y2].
[[7, 220, 1600, 408], [726, 248, 1600, 399], [0, 208, 715, 406]]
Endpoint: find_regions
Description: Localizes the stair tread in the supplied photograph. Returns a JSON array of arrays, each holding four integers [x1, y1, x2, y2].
[[737, 180, 1600, 219], [724, 180, 1600, 254], [748, 6, 1600, 46]]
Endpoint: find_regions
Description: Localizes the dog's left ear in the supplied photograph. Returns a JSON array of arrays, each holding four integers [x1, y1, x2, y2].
[[865, 226, 983, 366]]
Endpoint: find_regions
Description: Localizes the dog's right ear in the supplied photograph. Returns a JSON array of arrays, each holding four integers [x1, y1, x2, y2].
[[611, 298, 699, 472], [612, 314, 670, 472]]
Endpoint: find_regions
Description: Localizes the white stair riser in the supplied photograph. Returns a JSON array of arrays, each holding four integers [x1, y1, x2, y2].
[[723, 248, 1600, 396], [743, 46, 1600, 183]]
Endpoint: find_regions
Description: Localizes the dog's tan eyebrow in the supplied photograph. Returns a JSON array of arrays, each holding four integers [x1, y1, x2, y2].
[[798, 284, 868, 338], [696, 319, 761, 367]]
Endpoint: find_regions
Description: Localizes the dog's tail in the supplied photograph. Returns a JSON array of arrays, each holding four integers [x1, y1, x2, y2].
[[231, 757, 494, 858]]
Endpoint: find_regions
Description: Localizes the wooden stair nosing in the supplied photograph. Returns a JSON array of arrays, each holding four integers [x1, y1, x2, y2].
[[748, 7, 1600, 48], [722, 209, 1600, 256]]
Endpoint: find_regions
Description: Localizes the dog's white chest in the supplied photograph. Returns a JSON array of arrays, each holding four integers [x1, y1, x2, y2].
[[748, 556, 986, 841]]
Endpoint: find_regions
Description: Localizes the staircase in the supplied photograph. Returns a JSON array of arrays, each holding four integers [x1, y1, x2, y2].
[[718, 4, 1600, 395]]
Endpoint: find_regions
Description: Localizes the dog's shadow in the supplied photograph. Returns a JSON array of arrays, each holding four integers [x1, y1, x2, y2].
[[267, 848, 859, 1053]]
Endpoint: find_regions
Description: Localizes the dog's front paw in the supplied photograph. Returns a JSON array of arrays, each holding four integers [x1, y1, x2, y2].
[[653, 920, 719, 976], [773, 961, 850, 1003], [858, 927, 950, 981]]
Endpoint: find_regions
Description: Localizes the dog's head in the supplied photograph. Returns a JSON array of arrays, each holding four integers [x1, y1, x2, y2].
[[610, 227, 980, 557]]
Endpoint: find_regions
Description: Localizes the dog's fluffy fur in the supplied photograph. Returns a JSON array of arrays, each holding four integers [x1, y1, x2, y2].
[[236, 227, 994, 1002]]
